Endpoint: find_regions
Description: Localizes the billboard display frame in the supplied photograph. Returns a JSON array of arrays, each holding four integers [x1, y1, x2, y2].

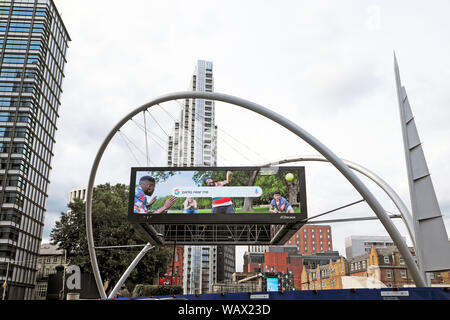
[[128, 166, 307, 225]]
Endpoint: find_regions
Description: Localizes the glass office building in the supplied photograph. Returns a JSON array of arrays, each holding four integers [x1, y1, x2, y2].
[[0, 0, 69, 299]]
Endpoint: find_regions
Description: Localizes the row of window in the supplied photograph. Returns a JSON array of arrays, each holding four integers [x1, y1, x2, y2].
[[0, 209, 22, 224], [0, 81, 37, 93], [0, 142, 30, 156], [0, 174, 27, 191], [0, 38, 41, 50], [0, 126, 30, 138], [2, 53, 41, 65], [385, 269, 408, 279], [0, 226, 19, 241], [38, 256, 61, 264], [349, 255, 406, 272], [0, 111, 32, 123], [0, 158, 29, 173], [350, 260, 367, 272], [0, 243, 16, 258], [1, 191, 24, 207], [0, 6, 48, 17], [0, 96, 36, 108], [0, 21, 45, 33], [0, 68, 38, 79]]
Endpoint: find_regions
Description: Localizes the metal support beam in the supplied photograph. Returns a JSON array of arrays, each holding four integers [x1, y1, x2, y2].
[[86, 91, 426, 300], [302, 199, 365, 223], [262, 156, 416, 248], [107, 243, 154, 299], [307, 214, 402, 224]]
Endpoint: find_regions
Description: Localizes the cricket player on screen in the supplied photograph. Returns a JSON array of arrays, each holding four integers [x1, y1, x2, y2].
[[134, 175, 177, 214], [203, 171, 235, 214]]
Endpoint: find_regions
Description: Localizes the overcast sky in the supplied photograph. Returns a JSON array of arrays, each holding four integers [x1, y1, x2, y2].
[[45, 0, 450, 272]]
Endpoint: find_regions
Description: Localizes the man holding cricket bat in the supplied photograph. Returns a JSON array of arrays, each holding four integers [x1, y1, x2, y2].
[[203, 171, 234, 214]]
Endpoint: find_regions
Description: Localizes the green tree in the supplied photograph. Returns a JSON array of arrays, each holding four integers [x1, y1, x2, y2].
[[50, 183, 172, 295]]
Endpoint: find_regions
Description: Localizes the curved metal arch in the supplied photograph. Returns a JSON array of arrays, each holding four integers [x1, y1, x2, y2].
[[263, 156, 416, 248], [86, 91, 426, 299]]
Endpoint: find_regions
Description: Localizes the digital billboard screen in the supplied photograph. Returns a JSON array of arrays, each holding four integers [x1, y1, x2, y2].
[[128, 166, 307, 225], [266, 278, 279, 292]]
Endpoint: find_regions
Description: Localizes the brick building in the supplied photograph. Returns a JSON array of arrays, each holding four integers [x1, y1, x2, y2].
[[301, 245, 450, 290], [366, 246, 415, 288], [243, 252, 264, 273], [243, 246, 340, 290], [163, 246, 183, 286], [301, 256, 348, 290], [285, 225, 333, 254]]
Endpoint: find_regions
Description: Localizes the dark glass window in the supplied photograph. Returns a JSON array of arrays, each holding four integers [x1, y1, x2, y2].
[[0, 209, 22, 224], [2, 192, 24, 207]]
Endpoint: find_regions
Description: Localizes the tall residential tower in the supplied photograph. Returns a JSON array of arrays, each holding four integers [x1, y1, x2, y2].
[[0, 0, 70, 299], [167, 60, 217, 167], [168, 60, 235, 294]]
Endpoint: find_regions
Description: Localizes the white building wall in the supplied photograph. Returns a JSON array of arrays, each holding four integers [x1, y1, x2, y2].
[[345, 235, 407, 259]]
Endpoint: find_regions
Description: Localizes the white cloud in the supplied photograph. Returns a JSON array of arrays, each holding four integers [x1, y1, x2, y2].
[[48, 0, 450, 271]]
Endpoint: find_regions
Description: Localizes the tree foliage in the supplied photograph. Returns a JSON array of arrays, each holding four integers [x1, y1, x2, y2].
[[50, 183, 172, 294]]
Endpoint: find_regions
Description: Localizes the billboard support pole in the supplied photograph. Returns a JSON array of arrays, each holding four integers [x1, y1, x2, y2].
[[86, 92, 426, 299], [107, 243, 154, 299]]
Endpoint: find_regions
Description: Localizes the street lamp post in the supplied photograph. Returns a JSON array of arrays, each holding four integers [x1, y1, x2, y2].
[[60, 249, 67, 300], [2, 259, 13, 300]]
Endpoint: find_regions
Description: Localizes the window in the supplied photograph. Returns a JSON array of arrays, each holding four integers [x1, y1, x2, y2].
[[383, 256, 390, 264], [2, 192, 24, 207], [385, 270, 392, 278], [399, 257, 405, 265], [401, 270, 407, 279], [37, 283, 47, 297]]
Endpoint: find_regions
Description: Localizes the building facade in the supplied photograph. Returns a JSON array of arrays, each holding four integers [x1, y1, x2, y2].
[[286, 225, 333, 254], [301, 245, 450, 290], [0, 0, 69, 300], [68, 187, 86, 203], [243, 251, 264, 273], [33, 242, 64, 300], [247, 225, 333, 257], [243, 244, 340, 290], [366, 246, 416, 288], [301, 256, 348, 290], [163, 245, 183, 286], [212, 272, 264, 294], [344, 235, 406, 259], [248, 245, 269, 253], [168, 61, 234, 294], [167, 60, 217, 167]]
